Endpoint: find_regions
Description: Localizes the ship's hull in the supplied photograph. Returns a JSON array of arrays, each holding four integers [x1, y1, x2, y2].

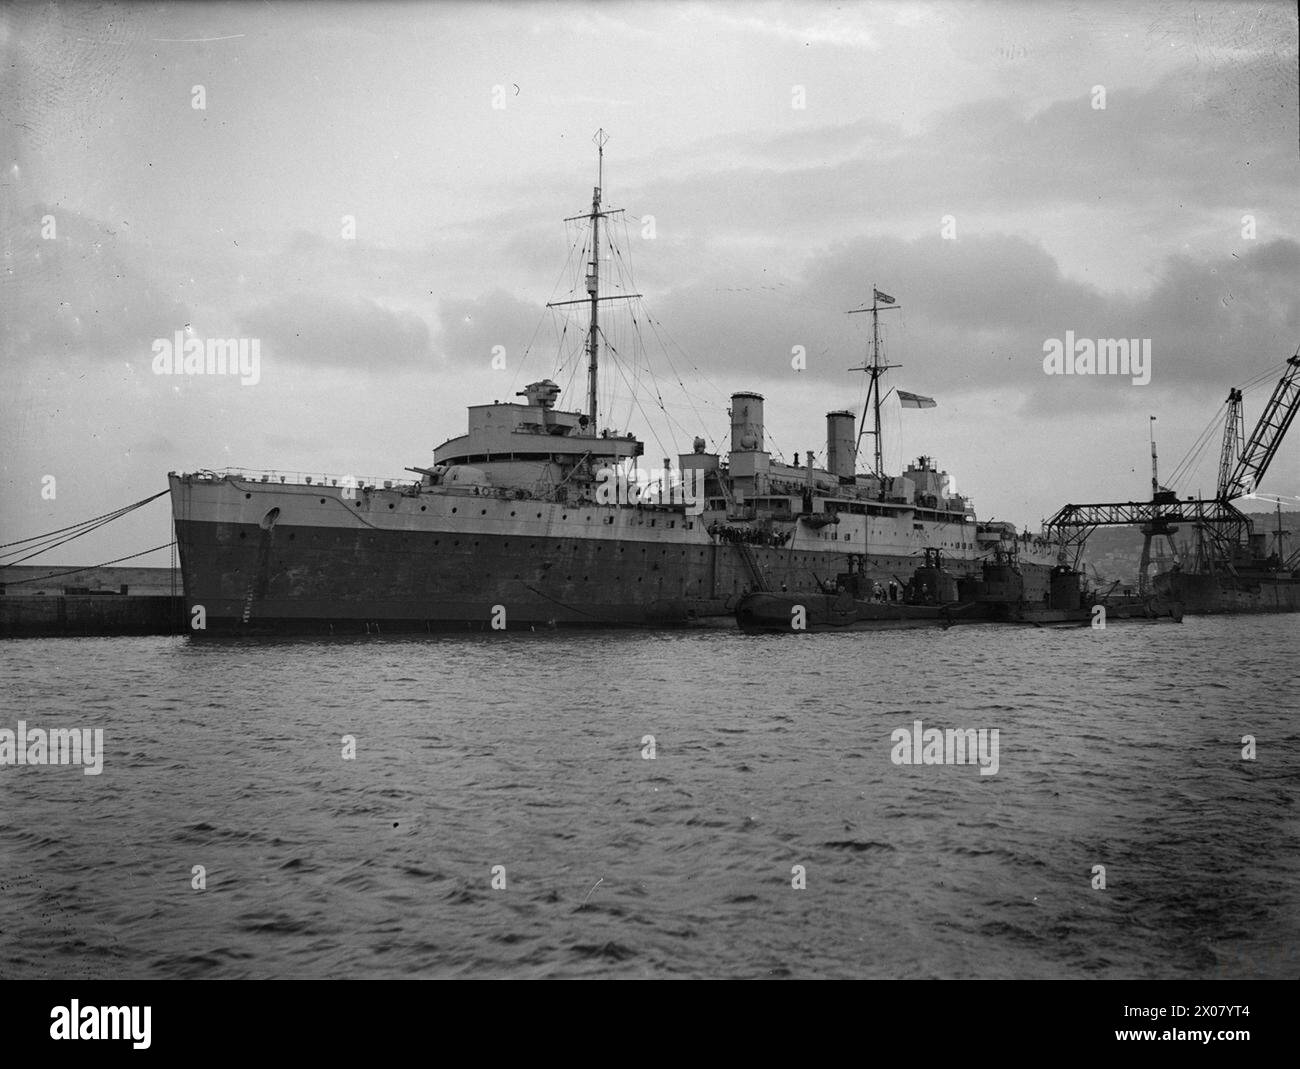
[[169, 474, 1060, 634], [736, 592, 982, 632], [174, 516, 723, 631], [734, 592, 1121, 632], [1153, 570, 1300, 614], [1100, 596, 1184, 622]]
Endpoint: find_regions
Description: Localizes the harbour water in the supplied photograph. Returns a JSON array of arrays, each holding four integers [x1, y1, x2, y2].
[[1, 616, 1297, 979]]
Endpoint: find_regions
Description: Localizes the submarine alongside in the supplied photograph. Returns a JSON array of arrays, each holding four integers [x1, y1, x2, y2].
[[735, 548, 1183, 633]]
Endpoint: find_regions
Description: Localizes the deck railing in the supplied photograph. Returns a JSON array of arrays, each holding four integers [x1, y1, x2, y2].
[[217, 467, 418, 490]]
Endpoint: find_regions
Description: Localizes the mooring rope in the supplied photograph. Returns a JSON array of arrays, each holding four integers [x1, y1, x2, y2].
[[0, 489, 173, 578], [0, 542, 179, 587]]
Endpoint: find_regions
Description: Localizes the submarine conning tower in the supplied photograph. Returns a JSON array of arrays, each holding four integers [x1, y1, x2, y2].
[[730, 392, 765, 453], [826, 410, 856, 483]]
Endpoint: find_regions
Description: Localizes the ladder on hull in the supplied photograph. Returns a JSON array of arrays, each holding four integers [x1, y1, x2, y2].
[[733, 541, 771, 592]]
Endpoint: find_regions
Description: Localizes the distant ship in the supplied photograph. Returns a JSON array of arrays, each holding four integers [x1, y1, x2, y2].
[[168, 133, 1062, 634], [1152, 497, 1300, 613], [1049, 352, 1300, 615]]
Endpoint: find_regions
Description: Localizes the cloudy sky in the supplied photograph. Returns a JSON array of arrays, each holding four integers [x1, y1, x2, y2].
[[2, 0, 1297, 567]]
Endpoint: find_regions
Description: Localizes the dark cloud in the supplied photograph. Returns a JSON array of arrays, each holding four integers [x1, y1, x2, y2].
[[611, 55, 1297, 253], [444, 232, 1297, 420]]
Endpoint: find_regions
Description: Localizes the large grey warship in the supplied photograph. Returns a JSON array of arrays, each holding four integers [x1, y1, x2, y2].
[[168, 137, 1062, 633]]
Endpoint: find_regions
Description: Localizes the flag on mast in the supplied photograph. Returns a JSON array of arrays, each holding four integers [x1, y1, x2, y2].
[[873, 288, 896, 305], [898, 390, 936, 409]]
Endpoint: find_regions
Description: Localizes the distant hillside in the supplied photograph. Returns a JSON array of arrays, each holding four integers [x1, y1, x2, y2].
[[1076, 509, 1298, 584]]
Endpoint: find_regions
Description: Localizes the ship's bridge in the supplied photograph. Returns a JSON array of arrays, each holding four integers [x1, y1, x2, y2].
[[433, 379, 643, 484]]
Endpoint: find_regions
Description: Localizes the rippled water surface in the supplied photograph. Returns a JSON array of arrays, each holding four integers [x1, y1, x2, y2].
[[2, 616, 1297, 979]]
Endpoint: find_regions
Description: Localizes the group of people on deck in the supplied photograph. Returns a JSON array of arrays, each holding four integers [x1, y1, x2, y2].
[[828, 575, 933, 604], [709, 523, 791, 548]]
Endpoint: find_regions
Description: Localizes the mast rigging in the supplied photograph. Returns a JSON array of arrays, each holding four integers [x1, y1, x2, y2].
[[545, 129, 639, 434], [847, 286, 901, 477]]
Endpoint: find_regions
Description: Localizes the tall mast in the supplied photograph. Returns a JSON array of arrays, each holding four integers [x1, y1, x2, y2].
[[870, 297, 883, 475], [848, 285, 900, 477], [585, 129, 607, 427], [1149, 415, 1159, 497], [547, 129, 638, 436]]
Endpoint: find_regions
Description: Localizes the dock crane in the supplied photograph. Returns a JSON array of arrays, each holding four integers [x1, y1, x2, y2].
[[1045, 351, 1300, 593], [1220, 355, 1300, 501]]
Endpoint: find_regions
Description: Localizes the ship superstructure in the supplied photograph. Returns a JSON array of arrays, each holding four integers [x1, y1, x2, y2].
[[169, 135, 1061, 633]]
